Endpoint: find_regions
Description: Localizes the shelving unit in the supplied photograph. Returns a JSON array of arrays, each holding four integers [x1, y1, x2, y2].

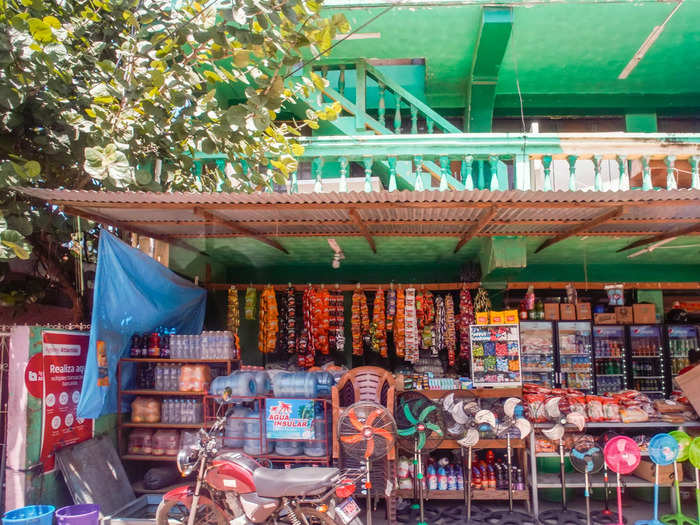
[[529, 420, 700, 516]]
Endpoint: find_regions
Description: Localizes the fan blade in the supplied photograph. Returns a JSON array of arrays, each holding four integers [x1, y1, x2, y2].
[[366, 408, 383, 427], [464, 402, 479, 415], [514, 418, 532, 440], [403, 403, 418, 425], [397, 427, 417, 437], [365, 437, 375, 459], [348, 408, 364, 432], [443, 393, 455, 411], [503, 398, 521, 419], [475, 410, 496, 429], [458, 428, 480, 448], [452, 403, 469, 425], [418, 404, 437, 422], [417, 431, 427, 451], [542, 423, 565, 442], [544, 397, 562, 420], [341, 434, 364, 444], [425, 422, 443, 436], [566, 412, 586, 432], [374, 427, 396, 447]]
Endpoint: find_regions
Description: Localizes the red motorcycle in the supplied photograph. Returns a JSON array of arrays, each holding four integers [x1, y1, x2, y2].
[[156, 411, 364, 525]]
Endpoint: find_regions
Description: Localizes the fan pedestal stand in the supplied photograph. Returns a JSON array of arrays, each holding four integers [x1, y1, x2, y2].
[[635, 464, 666, 525], [538, 441, 588, 525], [591, 464, 625, 525], [484, 434, 537, 525], [365, 458, 373, 525], [439, 446, 486, 524], [660, 461, 698, 525]]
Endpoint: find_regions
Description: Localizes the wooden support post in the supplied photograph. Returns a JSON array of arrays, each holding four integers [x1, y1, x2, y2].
[[535, 206, 625, 253], [193, 207, 289, 254], [439, 156, 450, 191], [394, 94, 402, 133], [338, 156, 348, 193], [665, 155, 677, 190], [454, 206, 497, 253], [347, 208, 377, 253], [477, 160, 486, 190], [616, 155, 628, 191], [355, 61, 366, 132], [515, 153, 530, 190], [567, 155, 577, 191], [488, 155, 500, 191], [410, 104, 418, 134], [691, 156, 700, 190], [426, 118, 435, 134], [378, 83, 386, 123], [593, 155, 603, 192], [338, 65, 346, 97], [542, 155, 552, 191], [641, 155, 652, 191], [289, 170, 298, 194], [414, 155, 425, 190], [313, 157, 324, 193], [362, 156, 373, 193], [388, 157, 398, 192], [462, 155, 474, 190]]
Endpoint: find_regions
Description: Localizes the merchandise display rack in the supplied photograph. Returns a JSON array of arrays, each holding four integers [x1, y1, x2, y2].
[[116, 356, 239, 464], [528, 420, 700, 516], [203, 394, 333, 467]]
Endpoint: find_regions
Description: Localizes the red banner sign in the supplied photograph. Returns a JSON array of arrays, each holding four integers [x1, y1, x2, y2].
[[39, 330, 94, 472]]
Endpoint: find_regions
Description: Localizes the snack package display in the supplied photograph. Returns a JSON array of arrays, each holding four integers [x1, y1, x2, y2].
[[131, 397, 162, 423], [586, 395, 605, 422], [179, 364, 211, 392]]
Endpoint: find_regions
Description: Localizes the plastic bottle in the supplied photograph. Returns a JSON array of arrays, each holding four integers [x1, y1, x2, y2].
[[516, 468, 524, 491], [446, 465, 456, 491], [472, 464, 481, 490], [455, 465, 464, 491], [426, 464, 438, 490], [487, 462, 496, 489], [437, 466, 447, 491]]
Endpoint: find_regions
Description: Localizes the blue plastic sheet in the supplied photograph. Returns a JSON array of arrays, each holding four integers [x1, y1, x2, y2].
[[77, 231, 206, 418]]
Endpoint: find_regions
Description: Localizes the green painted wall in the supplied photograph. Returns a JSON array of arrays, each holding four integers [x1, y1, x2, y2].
[[22, 327, 118, 507], [626, 113, 658, 132]]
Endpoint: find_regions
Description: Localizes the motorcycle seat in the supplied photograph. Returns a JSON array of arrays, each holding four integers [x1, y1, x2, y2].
[[253, 467, 339, 498]]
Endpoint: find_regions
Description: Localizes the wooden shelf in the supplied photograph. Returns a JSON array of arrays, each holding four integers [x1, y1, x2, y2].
[[121, 390, 208, 396], [439, 438, 525, 450], [401, 387, 523, 400], [121, 422, 206, 429], [122, 454, 177, 462], [394, 489, 529, 500], [121, 358, 236, 364]]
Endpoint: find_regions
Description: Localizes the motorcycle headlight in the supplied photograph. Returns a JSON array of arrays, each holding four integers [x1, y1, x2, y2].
[[176, 447, 198, 477]]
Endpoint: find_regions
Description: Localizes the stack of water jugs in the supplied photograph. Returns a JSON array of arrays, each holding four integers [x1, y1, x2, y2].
[[209, 370, 334, 458]]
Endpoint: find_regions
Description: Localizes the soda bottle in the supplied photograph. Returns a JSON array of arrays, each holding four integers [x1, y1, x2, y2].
[[472, 463, 481, 490]]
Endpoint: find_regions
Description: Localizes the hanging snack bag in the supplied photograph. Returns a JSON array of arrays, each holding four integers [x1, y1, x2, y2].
[[245, 287, 258, 320]]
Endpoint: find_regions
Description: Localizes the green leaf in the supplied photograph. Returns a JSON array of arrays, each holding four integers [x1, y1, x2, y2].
[[233, 50, 250, 68], [135, 169, 153, 185], [0, 230, 31, 260], [23, 160, 41, 178], [28, 17, 53, 43]]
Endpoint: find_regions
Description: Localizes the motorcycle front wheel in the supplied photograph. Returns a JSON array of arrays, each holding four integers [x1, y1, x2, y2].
[[155, 498, 228, 525]]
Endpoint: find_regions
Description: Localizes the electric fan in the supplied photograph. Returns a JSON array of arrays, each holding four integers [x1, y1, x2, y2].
[[604, 435, 641, 525], [661, 430, 697, 525], [484, 397, 535, 525], [537, 397, 588, 525], [439, 393, 496, 525], [570, 435, 605, 525], [338, 401, 397, 525], [395, 391, 445, 525], [592, 432, 625, 525], [687, 437, 700, 525], [636, 433, 679, 525]]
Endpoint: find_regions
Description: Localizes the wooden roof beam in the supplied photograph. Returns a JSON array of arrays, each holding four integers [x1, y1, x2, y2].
[[347, 208, 377, 253], [61, 205, 206, 257], [535, 206, 625, 253], [616, 222, 700, 252], [454, 205, 497, 253], [193, 207, 288, 254]]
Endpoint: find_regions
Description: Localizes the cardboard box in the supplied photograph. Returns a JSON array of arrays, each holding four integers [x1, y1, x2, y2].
[[633, 459, 682, 486], [676, 364, 700, 417], [615, 306, 634, 324], [633, 303, 657, 324], [560, 303, 576, 321], [503, 309, 519, 325], [594, 313, 617, 325], [476, 312, 489, 325], [544, 303, 560, 321], [576, 303, 592, 320], [489, 311, 504, 324]]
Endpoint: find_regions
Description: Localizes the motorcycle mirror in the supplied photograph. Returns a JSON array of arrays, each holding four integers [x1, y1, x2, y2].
[[222, 386, 232, 403]]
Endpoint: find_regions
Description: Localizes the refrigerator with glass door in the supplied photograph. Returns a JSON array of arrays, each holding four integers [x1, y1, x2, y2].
[[666, 324, 700, 387], [592, 325, 628, 394], [557, 321, 594, 393], [628, 324, 666, 398], [519, 321, 557, 388]]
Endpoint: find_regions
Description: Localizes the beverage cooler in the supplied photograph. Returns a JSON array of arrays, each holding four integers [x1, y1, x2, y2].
[[592, 325, 627, 394], [557, 321, 594, 393], [667, 324, 700, 385], [519, 321, 556, 388], [629, 324, 666, 398]]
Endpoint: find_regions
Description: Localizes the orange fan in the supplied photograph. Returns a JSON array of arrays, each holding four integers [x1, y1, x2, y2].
[[338, 402, 397, 525]]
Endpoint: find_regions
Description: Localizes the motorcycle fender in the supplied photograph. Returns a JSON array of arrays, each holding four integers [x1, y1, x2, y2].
[[163, 486, 216, 508]]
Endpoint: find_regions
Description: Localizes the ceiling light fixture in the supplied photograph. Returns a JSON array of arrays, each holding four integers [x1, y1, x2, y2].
[[618, 0, 684, 80], [334, 32, 381, 41]]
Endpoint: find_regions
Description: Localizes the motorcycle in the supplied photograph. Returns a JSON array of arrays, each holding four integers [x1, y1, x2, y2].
[[156, 396, 365, 525]]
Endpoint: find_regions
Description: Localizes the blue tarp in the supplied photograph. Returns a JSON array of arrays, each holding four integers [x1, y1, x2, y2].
[[77, 230, 206, 418]]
